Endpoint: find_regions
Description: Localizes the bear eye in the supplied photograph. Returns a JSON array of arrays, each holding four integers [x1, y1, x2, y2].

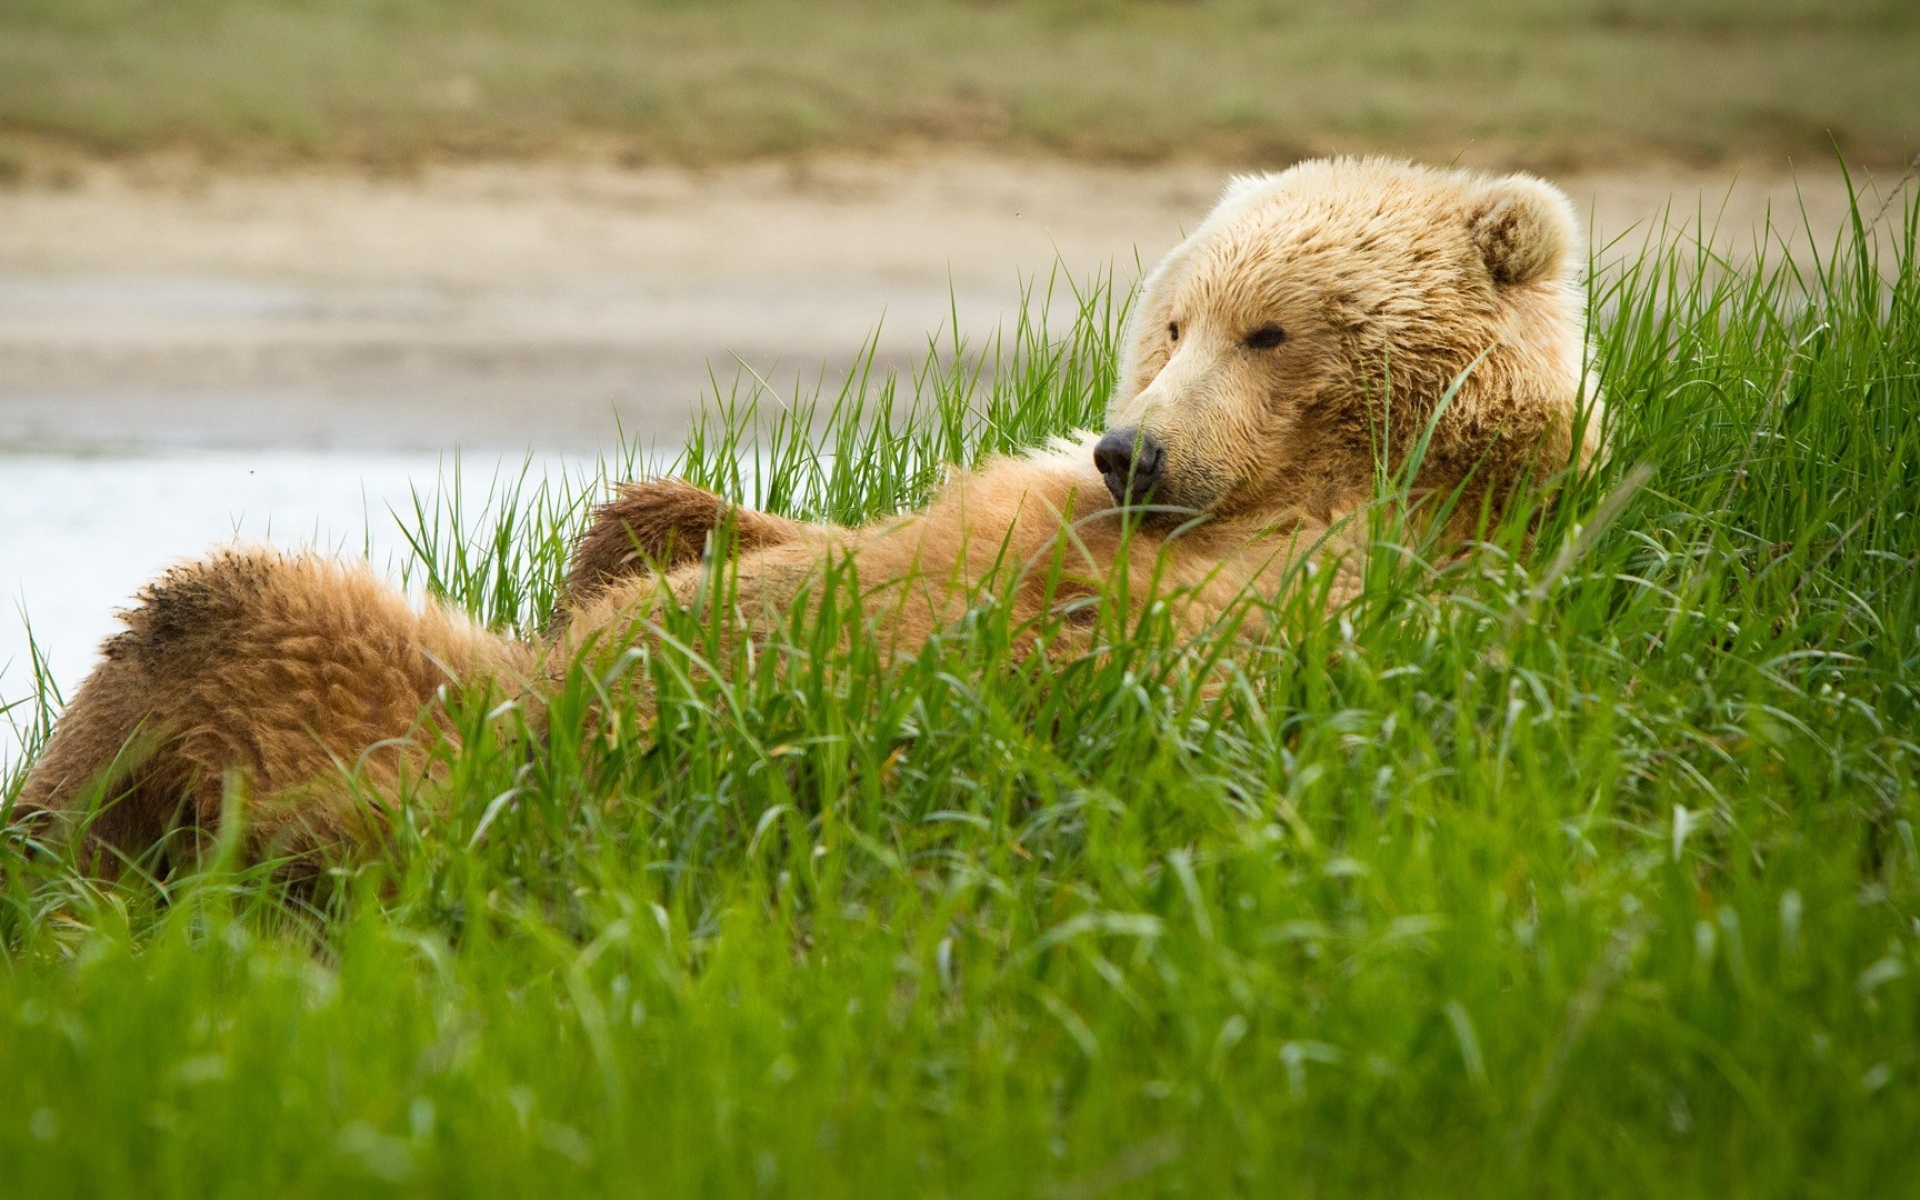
[[1167, 321, 1181, 343], [1243, 323, 1287, 350]]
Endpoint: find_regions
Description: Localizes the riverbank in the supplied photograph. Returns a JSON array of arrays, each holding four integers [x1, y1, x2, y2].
[[0, 154, 1887, 453], [0, 152, 1902, 743]]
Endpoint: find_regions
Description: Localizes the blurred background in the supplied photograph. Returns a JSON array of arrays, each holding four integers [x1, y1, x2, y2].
[[1, 0, 1915, 722]]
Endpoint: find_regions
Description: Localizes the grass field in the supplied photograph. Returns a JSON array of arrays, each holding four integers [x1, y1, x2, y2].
[[0, 0, 1916, 174], [3, 179, 1920, 1194]]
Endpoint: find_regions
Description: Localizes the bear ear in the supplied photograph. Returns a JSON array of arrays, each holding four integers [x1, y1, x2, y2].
[[1203, 172, 1278, 225], [1469, 174, 1579, 287], [1217, 172, 1274, 209]]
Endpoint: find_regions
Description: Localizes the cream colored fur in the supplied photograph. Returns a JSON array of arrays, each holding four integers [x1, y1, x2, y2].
[[15, 157, 1599, 870]]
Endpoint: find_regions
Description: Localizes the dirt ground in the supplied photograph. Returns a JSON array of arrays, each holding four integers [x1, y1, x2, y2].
[[0, 154, 1893, 454]]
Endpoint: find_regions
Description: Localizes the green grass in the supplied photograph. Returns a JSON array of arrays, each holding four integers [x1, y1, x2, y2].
[[4, 178, 1920, 1196], [0, 0, 1916, 172]]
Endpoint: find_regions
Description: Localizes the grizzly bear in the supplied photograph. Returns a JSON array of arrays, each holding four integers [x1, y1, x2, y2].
[[12, 157, 1599, 870]]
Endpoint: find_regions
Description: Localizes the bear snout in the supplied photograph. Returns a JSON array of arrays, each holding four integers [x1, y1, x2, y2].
[[1093, 427, 1166, 508]]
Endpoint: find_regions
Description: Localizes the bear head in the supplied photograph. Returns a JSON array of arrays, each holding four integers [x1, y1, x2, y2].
[[1097, 157, 1599, 530]]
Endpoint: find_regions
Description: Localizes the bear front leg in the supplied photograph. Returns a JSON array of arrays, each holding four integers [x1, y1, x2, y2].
[[14, 548, 534, 873], [562, 478, 818, 604]]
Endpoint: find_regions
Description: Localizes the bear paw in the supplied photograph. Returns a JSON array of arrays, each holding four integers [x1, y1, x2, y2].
[[563, 479, 811, 603]]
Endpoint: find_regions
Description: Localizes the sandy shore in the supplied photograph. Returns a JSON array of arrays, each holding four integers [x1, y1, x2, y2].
[[0, 154, 1885, 454]]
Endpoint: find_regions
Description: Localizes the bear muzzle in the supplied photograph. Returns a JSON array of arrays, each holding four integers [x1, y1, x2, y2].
[[1093, 426, 1166, 508]]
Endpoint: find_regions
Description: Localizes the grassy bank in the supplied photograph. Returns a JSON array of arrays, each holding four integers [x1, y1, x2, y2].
[[3, 182, 1920, 1194], [0, 0, 1915, 175]]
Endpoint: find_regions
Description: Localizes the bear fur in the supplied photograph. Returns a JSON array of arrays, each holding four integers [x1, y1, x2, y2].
[[12, 157, 1598, 871]]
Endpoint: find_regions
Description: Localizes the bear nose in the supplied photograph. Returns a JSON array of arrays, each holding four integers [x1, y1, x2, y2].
[[1093, 427, 1165, 507]]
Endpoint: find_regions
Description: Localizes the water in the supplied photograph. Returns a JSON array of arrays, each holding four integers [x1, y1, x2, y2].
[[0, 449, 597, 773]]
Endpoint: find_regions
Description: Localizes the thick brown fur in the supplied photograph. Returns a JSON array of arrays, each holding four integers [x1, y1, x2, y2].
[[14, 551, 534, 871], [16, 157, 1599, 869]]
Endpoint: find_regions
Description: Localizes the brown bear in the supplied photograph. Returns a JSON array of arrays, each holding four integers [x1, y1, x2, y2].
[[12, 157, 1599, 871]]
